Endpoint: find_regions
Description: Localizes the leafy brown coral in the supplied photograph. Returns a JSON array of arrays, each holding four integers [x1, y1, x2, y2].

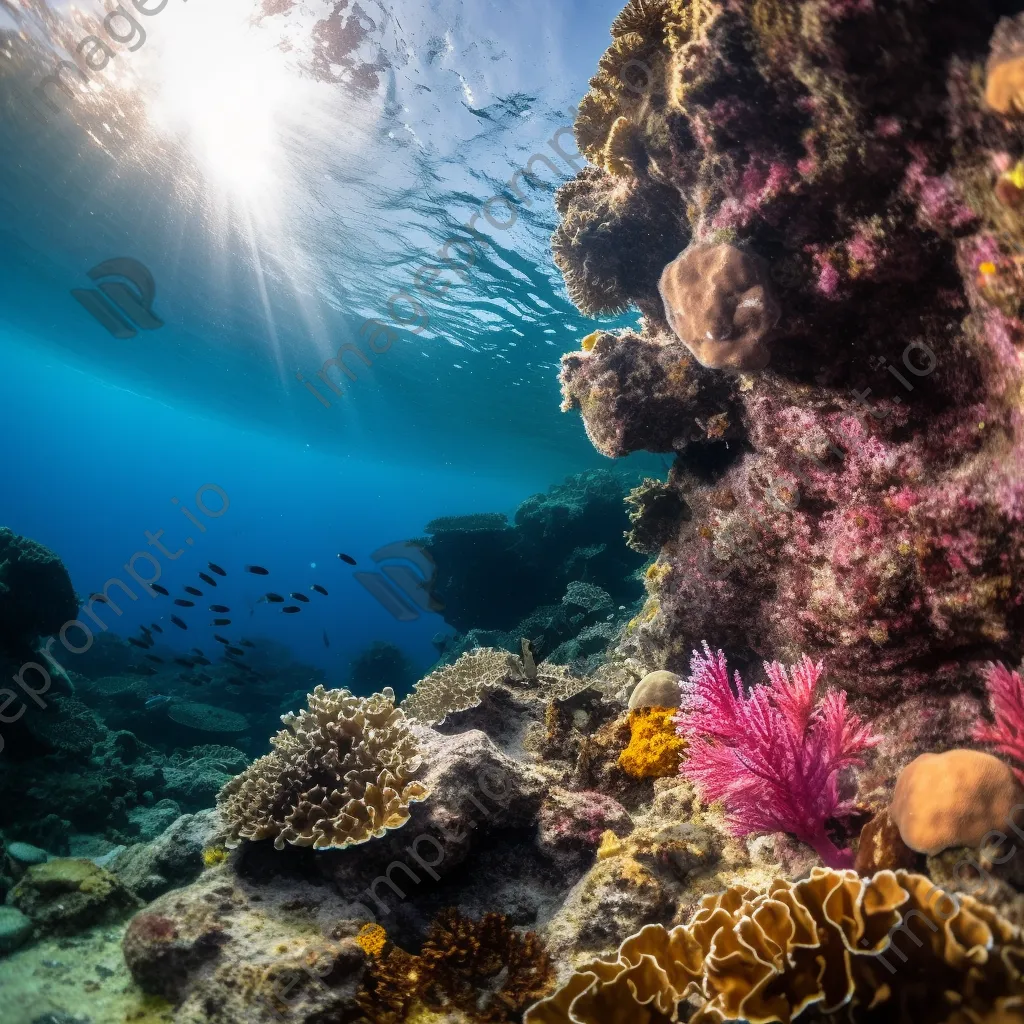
[[358, 909, 555, 1023], [402, 648, 591, 726], [217, 686, 428, 851], [525, 868, 1024, 1023]]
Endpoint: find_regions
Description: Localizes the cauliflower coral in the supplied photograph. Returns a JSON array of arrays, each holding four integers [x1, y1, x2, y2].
[[674, 643, 880, 867]]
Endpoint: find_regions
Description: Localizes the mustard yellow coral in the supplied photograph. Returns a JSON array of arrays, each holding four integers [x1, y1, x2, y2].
[[356, 923, 389, 959], [202, 846, 228, 868], [618, 707, 686, 778]]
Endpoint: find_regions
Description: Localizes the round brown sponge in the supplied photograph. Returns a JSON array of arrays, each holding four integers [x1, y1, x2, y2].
[[890, 749, 1024, 856], [657, 241, 781, 371]]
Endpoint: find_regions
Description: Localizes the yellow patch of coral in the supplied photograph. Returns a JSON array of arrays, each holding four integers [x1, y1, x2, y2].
[[596, 830, 624, 859], [356, 922, 388, 959], [202, 845, 228, 868], [580, 330, 602, 352], [618, 707, 686, 778]]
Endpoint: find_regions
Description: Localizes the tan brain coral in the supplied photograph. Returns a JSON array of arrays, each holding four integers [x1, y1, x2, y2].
[[658, 241, 781, 371], [890, 749, 1024, 856], [217, 685, 429, 851], [525, 867, 1024, 1024]]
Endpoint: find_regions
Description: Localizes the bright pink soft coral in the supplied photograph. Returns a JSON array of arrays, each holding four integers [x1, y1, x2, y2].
[[674, 643, 880, 867], [973, 662, 1024, 783]]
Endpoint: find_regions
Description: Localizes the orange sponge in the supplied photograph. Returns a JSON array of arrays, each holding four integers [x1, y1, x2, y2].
[[618, 707, 686, 779]]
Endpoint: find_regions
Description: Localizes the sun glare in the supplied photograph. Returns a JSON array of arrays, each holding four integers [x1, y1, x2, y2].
[[141, 0, 302, 202]]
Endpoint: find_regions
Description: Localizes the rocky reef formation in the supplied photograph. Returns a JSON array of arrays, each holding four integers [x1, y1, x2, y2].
[[423, 469, 648, 669], [555, 0, 1024, 743]]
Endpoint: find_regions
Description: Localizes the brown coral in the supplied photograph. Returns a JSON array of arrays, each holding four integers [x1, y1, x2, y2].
[[401, 648, 522, 725], [890, 749, 1024, 856], [525, 867, 1024, 1024], [658, 241, 781, 371], [217, 685, 429, 851], [401, 648, 591, 726], [358, 909, 555, 1023]]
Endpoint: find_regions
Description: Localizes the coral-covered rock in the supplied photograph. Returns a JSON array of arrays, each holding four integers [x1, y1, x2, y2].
[[0, 527, 77, 657], [890, 749, 1024, 856], [10, 858, 140, 935], [553, 0, 1024, 717], [558, 330, 743, 458], [658, 242, 781, 371], [537, 788, 632, 869]]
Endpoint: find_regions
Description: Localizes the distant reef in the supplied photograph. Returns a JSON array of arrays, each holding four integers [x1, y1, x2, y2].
[[423, 468, 648, 671]]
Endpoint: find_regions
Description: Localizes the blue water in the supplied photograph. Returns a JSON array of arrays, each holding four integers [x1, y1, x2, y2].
[[0, 0, 660, 689]]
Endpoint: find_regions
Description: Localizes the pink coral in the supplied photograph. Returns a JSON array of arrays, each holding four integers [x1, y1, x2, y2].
[[675, 643, 880, 867], [973, 662, 1024, 783]]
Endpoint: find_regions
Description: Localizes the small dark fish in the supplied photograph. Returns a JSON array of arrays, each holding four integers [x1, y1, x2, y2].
[[262, 593, 285, 603], [226, 646, 245, 657], [140, 625, 152, 637], [214, 635, 231, 645], [88, 593, 109, 604], [194, 657, 211, 666], [128, 637, 148, 649], [151, 584, 170, 596], [213, 618, 232, 626], [138, 666, 158, 676], [174, 657, 195, 667], [239, 640, 255, 648], [311, 584, 328, 596], [322, 629, 330, 648], [209, 562, 227, 576], [174, 599, 195, 607], [150, 623, 163, 633], [190, 648, 204, 656], [290, 593, 310, 603], [245, 565, 270, 575], [145, 655, 164, 664], [184, 586, 203, 596], [282, 606, 301, 614], [210, 604, 230, 613], [170, 615, 188, 630], [338, 553, 357, 565], [198, 572, 217, 587]]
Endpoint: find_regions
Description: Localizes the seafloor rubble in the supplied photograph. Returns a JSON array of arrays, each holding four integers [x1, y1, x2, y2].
[[8, 2, 1024, 1023]]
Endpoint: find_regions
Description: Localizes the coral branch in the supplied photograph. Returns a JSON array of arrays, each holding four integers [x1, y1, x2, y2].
[[675, 643, 880, 866]]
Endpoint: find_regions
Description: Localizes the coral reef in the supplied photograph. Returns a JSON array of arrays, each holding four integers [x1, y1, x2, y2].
[[526, 867, 1024, 1024], [676, 645, 878, 866], [551, 0, 1024, 721], [218, 685, 429, 850], [421, 469, 646, 650], [890, 748, 1024, 856], [349, 641, 418, 700]]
